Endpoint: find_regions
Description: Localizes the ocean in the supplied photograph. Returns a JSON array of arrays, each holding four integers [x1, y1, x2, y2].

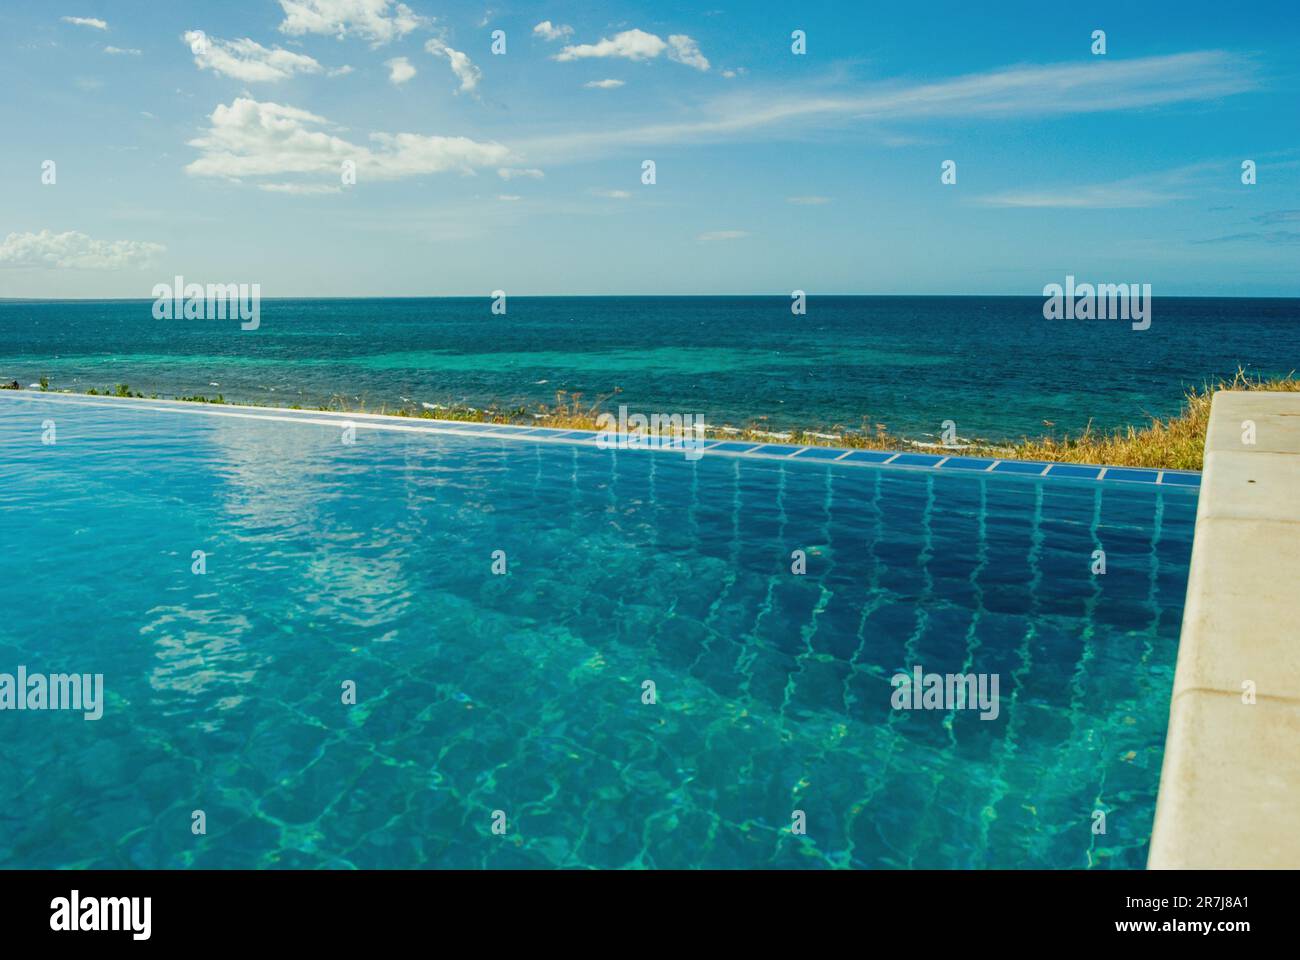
[[1, 296, 1296, 442]]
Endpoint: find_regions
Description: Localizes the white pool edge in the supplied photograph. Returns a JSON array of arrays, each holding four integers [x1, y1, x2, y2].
[[1148, 390, 1300, 869]]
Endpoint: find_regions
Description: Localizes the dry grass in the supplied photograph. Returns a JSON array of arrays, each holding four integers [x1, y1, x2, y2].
[[66, 368, 1297, 471], [1000, 369, 1298, 470]]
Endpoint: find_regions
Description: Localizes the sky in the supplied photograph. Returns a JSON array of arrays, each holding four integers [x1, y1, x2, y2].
[[0, 0, 1298, 297]]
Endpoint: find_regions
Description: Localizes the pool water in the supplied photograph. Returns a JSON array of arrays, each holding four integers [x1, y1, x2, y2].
[[0, 395, 1197, 868]]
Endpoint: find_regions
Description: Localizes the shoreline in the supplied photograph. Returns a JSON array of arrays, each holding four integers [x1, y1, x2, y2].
[[5, 369, 1296, 470]]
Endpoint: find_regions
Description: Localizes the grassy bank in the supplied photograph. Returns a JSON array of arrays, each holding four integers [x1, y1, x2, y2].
[[10, 369, 1297, 471], [394, 370, 1296, 471]]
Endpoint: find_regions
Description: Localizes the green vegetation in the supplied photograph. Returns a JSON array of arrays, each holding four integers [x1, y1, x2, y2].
[[24, 370, 1299, 470]]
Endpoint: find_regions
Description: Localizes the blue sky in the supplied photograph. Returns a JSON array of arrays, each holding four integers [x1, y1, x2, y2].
[[0, 0, 1297, 297]]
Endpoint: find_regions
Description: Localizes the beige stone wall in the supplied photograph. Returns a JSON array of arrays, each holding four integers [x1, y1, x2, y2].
[[1149, 391, 1300, 869]]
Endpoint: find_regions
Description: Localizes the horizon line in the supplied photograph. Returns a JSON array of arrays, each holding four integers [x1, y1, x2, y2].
[[3, 292, 1300, 303]]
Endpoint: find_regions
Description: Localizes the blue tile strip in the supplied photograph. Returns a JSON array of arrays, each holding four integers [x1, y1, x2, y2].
[[1045, 464, 1104, 481], [0, 393, 1200, 490], [939, 457, 998, 471]]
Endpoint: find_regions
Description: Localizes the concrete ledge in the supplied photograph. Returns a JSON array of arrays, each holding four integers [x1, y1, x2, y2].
[[1149, 390, 1300, 869]]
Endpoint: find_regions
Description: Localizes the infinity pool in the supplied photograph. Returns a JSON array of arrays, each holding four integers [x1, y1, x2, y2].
[[0, 394, 1197, 868]]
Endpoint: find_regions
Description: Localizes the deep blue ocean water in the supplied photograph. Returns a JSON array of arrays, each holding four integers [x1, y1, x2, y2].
[[0, 393, 1196, 868], [1, 296, 1296, 442]]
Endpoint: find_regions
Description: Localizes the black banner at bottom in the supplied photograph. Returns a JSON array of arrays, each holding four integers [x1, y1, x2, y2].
[[0, 868, 1284, 946]]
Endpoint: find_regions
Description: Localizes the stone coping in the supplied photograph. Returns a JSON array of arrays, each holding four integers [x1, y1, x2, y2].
[[1148, 390, 1300, 869]]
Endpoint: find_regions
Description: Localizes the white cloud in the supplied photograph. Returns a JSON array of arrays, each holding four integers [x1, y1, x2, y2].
[[425, 39, 481, 94], [590, 188, 630, 199], [697, 230, 748, 241], [666, 35, 709, 71], [519, 51, 1259, 162], [0, 230, 163, 269], [786, 196, 830, 205], [329, 64, 355, 76], [385, 56, 416, 85], [556, 28, 709, 71], [555, 28, 666, 63], [277, 0, 428, 45], [584, 79, 624, 89], [498, 194, 521, 201], [532, 21, 573, 42], [498, 167, 544, 180], [105, 46, 142, 56], [976, 185, 1186, 209], [260, 182, 343, 195], [183, 31, 323, 82], [61, 16, 107, 31], [184, 97, 510, 187]]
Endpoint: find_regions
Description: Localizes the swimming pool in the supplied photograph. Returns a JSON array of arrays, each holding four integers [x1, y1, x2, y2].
[[0, 394, 1197, 868]]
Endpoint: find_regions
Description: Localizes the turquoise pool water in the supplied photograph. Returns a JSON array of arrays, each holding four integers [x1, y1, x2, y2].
[[0, 395, 1197, 868]]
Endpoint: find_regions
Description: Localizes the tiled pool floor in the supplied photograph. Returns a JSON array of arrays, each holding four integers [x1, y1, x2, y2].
[[0, 393, 1197, 868]]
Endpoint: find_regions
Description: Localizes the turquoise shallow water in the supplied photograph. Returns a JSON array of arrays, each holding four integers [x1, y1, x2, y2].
[[1, 295, 1297, 442], [0, 395, 1196, 868]]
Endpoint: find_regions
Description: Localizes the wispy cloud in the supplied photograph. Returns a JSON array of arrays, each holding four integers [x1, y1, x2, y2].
[[666, 35, 709, 71], [520, 51, 1257, 161], [61, 16, 107, 31], [105, 46, 142, 56], [498, 168, 544, 180], [976, 185, 1186, 209], [183, 31, 324, 82], [425, 39, 481, 94], [0, 230, 163, 269], [584, 79, 625, 89], [185, 97, 510, 186], [261, 182, 343, 195], [975, 157, 1238, 209], [1254, 210, 1300, 225], [590, 188, 631, 199], [1193, 231, 1300, 245]]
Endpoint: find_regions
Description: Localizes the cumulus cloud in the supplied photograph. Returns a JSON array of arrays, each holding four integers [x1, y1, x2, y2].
[[385, 56, 415, 84], [183, 31, 323, 82], [425, 38, 481, 94], [532, 21, 573, 42], [555, 28, 665, 63], [277, 0, 428, 45], [555, 28, 709, 71], [0, 230, 164, 269], [584, 79, 624, 89], [184, 97, 510, 187], [666, 35, 709, 71], [61, 16, 107, 31]]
